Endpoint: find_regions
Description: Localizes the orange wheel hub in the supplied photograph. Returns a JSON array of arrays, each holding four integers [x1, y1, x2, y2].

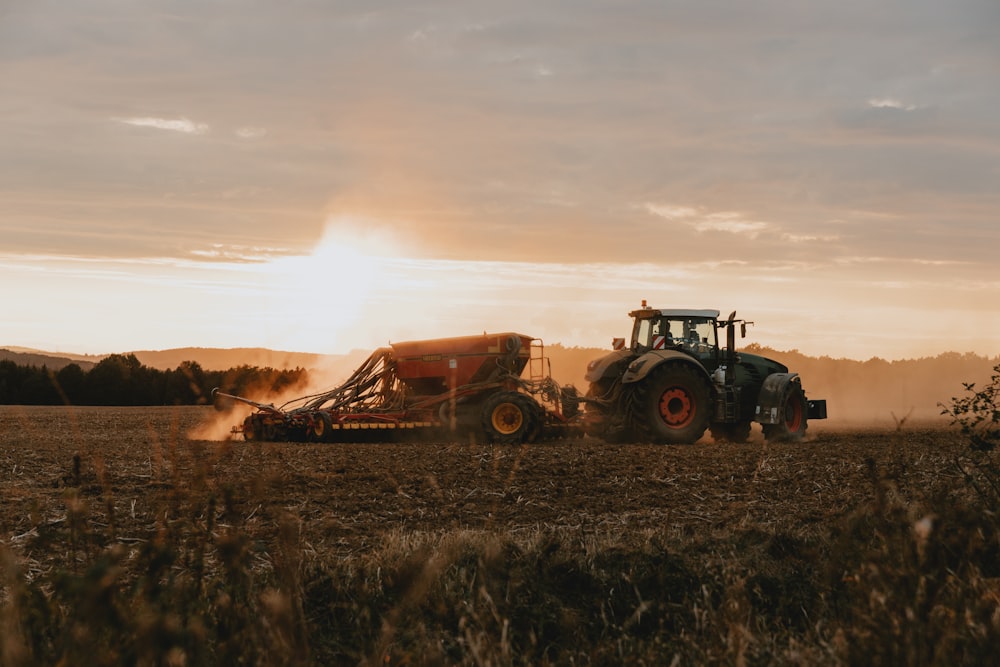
[[658, 388, 695, 428]]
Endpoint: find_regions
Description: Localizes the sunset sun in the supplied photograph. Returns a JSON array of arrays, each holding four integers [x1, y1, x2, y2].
[[253, 217, 398, 353]]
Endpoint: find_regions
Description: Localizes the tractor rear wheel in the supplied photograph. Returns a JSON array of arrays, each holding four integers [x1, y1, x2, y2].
[[627, 364, 712, 444], [481, 391, 540, 444], [762, 384, 808, 442]]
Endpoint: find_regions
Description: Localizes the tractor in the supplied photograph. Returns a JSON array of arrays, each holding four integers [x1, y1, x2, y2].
[[583, 301, 827, 444]]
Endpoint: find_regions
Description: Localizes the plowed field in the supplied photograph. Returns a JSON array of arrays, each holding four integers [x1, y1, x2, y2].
[[6, 406, 996, 666], [0, 406, 967, 562]]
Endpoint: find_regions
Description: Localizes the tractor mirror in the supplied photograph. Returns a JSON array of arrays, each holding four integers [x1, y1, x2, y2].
[[740, 323, 747, 338]]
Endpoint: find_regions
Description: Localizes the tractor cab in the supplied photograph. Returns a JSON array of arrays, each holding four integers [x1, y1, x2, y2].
[[630, 305, 721, 363]]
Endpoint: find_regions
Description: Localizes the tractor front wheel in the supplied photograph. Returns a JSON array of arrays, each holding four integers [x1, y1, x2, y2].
[[627, 364, 712, 444], [762, 384, 808, 442], [481, 391, 540, 444]]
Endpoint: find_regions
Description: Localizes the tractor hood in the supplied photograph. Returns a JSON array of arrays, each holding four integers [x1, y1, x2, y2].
[[584, 348, 634, 384], [737, 350, 789, 376]]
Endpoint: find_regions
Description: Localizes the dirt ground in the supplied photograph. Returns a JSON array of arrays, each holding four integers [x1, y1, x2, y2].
[[0, 406, 966, 566]]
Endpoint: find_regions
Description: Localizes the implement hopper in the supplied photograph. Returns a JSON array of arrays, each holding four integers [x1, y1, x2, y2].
[[391, 333, 532, 396]]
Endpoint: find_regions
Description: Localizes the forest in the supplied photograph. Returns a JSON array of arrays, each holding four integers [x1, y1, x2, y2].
[[0, 354, 306, 406]]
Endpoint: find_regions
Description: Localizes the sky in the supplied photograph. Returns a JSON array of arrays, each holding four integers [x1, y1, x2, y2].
[[2, 0, 999, 361]]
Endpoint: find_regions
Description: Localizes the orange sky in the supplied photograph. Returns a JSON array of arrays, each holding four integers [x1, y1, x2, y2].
[[2, 3, 999, 361]]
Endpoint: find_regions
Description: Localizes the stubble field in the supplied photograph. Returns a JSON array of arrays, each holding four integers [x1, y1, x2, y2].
[[1, 406, 997, 666]]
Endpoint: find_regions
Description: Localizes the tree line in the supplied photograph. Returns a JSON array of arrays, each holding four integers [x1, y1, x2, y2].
[[0, 354, 308, 406]]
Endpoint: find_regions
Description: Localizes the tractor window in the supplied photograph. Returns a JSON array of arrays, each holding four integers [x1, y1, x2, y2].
[[634, 318, 654, 350], [634, 316, 717, 352], [666, 317, 716, 351]]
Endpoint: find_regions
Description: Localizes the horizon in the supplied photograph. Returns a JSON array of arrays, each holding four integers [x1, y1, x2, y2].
[[3, 3, 998, 360], [4, 338, 999, 367], [5, 337, 995, 427]]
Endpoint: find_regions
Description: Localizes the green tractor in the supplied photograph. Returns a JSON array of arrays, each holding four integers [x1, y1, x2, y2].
[[583, 301, 827, 444]]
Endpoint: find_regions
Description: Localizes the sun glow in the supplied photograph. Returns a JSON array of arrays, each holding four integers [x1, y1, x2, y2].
[[254, 217, 398, 353]]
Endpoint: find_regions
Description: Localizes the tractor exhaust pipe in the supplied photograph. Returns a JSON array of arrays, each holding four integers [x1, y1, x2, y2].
[[725, 312, 737, 385]]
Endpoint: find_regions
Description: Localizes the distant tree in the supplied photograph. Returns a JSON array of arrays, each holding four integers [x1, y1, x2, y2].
[[0, 359, 19, 403], [271, 366, 308, 394], [21, 365, 60, 404], [213, 364, 308, 400], [128, 359, 162, 405], [217, 364, 266, 397], [55, 363, 87, 404], [84, 353, 143, 405], [165, 361, 210, 405]]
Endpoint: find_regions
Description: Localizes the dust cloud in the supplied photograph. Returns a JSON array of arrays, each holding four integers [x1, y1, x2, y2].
[[187, 349, 373, 441]]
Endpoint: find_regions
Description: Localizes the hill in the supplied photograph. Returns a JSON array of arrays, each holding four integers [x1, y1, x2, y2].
[[0, 348, 98, 371], [0, 346, 357, 373], [126, 347, 336, 372]]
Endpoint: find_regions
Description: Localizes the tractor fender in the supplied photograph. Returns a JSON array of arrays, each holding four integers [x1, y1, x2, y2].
[[621, 350, 712, 385], [755, 373, 801, 424], [584, 349, 634, 384]]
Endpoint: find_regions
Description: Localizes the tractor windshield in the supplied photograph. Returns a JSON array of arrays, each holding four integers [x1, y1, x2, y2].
[[634, 315, 717, 353]]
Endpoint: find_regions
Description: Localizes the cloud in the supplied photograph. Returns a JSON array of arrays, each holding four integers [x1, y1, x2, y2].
[[113, 116, 209, 134], [188, 244, 293, 263], [782, 234, 840, 244], [235, 126, 267, 139], [834, 255, 969, 267], [644, 204, 699, 219], [868, 98, 918, 111], [696, 213, 770, 236], [644, 204, 770, 237]]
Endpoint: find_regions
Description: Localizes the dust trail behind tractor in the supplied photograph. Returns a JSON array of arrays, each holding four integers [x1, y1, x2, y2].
[[214, 333, 582, 444]]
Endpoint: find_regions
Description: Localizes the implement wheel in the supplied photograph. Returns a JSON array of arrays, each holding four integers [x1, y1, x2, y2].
[[242, 415, 257, 442], [627, 364, 711, 444], [481, 391, 539, 444], [763, 384, 808, 442], [308, 412, 333, 442]]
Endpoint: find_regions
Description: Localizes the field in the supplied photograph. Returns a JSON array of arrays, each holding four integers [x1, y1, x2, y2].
[[2, 406, 998, 665]]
